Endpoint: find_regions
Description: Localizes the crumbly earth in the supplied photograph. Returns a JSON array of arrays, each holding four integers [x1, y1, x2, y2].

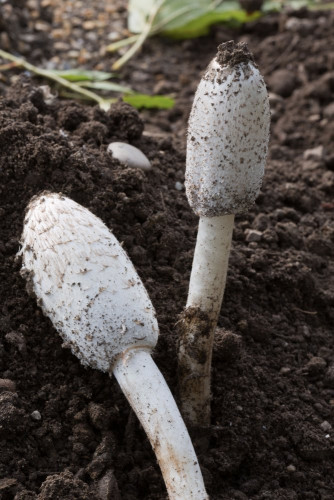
[[0, 2, 334, 500]]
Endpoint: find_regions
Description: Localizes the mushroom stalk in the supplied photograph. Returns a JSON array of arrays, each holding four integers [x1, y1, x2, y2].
[[186, 215, 234, 313], [178, 41, 270, 426], [18, 193, 208, 500], [113, 349, 208, 500], [178, 215, 234, 425]]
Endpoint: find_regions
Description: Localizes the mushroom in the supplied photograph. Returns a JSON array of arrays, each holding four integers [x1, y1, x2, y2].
[[18, 192, 208, 500], [178, 41, 270, 426]]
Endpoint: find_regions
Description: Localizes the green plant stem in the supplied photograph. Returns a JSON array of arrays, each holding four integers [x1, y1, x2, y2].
[[106, 35, 140, 52], [107, 5, 195, 56], [112, 0, 165, 70], [0, 49, 111, 110]]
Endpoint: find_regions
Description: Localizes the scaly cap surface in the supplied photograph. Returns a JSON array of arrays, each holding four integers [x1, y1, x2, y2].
[[18, 193, 158, 371], [185, 41, 270, 217]]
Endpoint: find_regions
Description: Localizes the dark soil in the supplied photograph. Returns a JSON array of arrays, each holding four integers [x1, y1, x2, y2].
[[1, 3, 334, 500]]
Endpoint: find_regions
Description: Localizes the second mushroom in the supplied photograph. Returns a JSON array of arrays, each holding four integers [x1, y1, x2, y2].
[[178, 41, 270, 427]]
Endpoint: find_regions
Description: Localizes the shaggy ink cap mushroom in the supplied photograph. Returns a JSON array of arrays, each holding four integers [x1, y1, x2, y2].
[[185, 40, 270, 217], [178, 41, 270, 426], [18, 193, 208, 500]]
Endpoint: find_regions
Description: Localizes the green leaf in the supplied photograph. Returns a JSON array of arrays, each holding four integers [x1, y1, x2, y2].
[[123, 94, 175, 109], [77, 80, 134, 94], [50, 69, 116, 82], [128, 0, 213, 34], [162, 5, 261, 38], [127, 0, 262, 40]]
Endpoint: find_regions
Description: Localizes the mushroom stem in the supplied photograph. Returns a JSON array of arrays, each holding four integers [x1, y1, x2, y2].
[[177, 41, 270, 427], [187, 215, 234, 313], [178, 215, 234, 426], [113, 348, 208, 500]]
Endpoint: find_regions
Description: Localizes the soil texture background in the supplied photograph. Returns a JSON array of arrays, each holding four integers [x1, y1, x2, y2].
[[0, 2, 334, 499]]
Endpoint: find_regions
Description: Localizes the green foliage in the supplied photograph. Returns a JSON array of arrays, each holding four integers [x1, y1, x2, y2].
[[50, 69, 115, 82], [109, 0, 263, 68], [128, 0, 259, 38], [76, 80, 134, 94], [0, 50, 174, 111], [54, 69, 174, 109], [162, 3, 261, 38], [110, 0, 323, 68], [123, 94, 175, 109]]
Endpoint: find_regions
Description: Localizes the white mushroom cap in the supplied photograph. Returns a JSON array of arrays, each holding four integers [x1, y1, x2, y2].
[[185, 41, 270, 217], [18, 193, 158, 372]]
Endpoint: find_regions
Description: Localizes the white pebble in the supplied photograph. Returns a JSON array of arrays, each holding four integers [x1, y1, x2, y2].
[[245, 229, 262, 243], [303, 145, 324, 161], [38, 85, 57, 105], [320, 420, 332, 432], [175, 182, 184, 191], [107, 142, 151, 171], [268, 92, 284, 105], [31, 410, 42, 421]]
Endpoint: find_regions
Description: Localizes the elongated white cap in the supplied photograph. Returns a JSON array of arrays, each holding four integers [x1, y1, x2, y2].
[[186, 41, 270, 217], [18, 193, 158, 372]]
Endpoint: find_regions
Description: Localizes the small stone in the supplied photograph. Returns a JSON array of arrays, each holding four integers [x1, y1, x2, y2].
[[268, 92, 284, 105], [107, 31, 120, 41], [286, 464, 296, 472], [308, 114, 320, 123], [83, 20, 97, 30], [53, 42, 71, 51], [31, 410, 42, 421], [38, 85, 57, 106], [0, 379, 16, 392], [35, 21, 50, 32], [107, 142, 151, 170], [175, 181, 183, 191], [303, 145, 324, 161], [245, 229, 262, 242], [280, 367, 291, 375], [320, 421, 332, 432]]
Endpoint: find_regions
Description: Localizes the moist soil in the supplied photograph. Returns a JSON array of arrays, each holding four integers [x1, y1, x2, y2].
[[0, 3, 334, 500]]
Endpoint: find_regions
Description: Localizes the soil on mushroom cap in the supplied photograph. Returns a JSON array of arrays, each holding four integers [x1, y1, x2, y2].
[[0, 4, 334, 500]]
